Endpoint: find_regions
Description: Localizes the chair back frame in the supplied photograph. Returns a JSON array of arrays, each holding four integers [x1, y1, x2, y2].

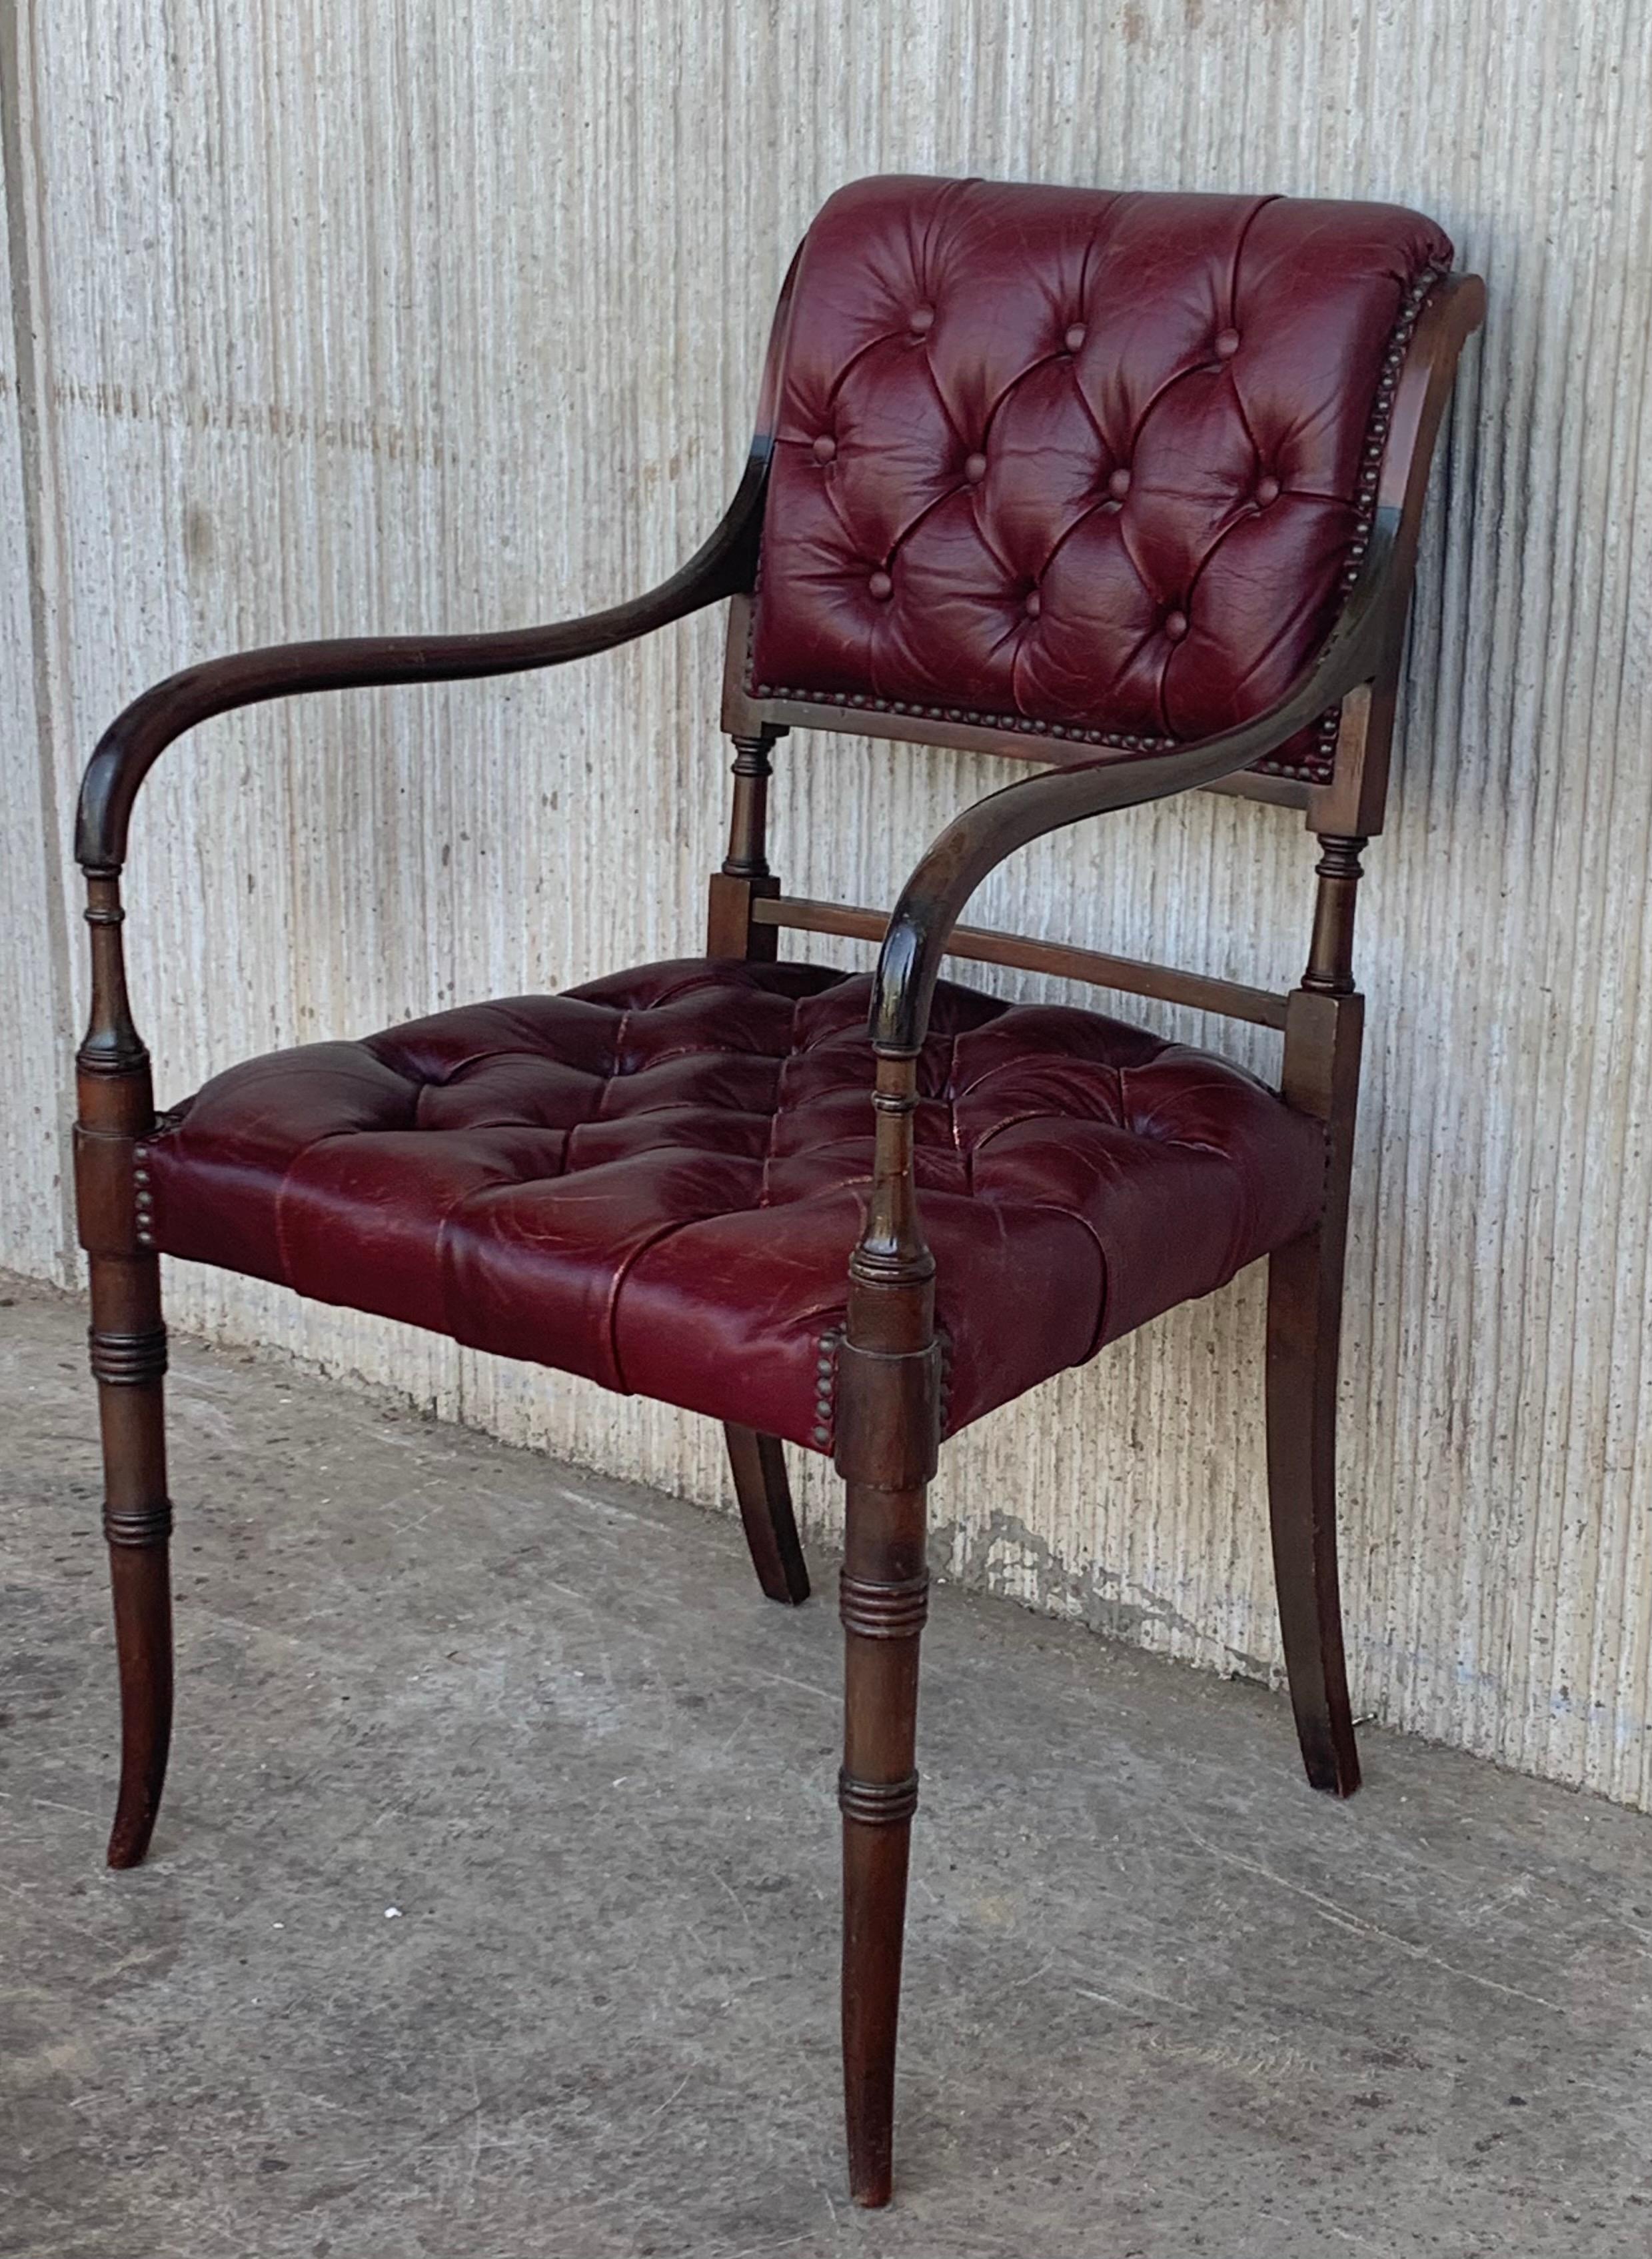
[[711, 273, 1487, 1035]]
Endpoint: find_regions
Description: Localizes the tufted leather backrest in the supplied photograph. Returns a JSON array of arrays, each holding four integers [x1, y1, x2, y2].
[[746, 177, 1453, 779]]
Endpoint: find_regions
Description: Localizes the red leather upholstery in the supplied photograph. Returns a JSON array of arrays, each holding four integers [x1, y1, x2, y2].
[[749, 177, 1451, 780], [143, 960, 1325, 1451]]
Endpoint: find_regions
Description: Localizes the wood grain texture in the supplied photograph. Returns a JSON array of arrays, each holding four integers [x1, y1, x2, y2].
[[4, 0, 1651, 1803]]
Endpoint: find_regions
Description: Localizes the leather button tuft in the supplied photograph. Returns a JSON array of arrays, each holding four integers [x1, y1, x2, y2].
[[812, 434, 837, 464], [1024, 589, 1042, 619], [868, 570, 894, 601], [744, 184, 1451, 800]]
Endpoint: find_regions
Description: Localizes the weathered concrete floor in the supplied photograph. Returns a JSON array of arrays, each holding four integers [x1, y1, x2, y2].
[[3, 1278, 1651, 2259]]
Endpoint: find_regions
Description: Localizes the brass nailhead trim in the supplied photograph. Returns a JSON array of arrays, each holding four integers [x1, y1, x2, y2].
[[1256, 261, 1444, 787], [750, 263, 1447, 795], [812, 1326, 841, 1450]]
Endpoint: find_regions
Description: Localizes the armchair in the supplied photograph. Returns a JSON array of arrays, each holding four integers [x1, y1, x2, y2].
[[73, 175, 1482, 2205]]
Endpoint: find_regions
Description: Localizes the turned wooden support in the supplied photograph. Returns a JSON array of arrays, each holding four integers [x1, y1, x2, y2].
[[722, 727, 783, 879], [1301, 834, 1367, 995], [834, 1049, 940, 2207], [708, 725, 811, 1602], [75, 870, 175, 1868], [706, 726, 786, 960]]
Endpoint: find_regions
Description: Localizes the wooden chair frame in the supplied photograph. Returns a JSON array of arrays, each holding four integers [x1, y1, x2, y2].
[[72, 266, 1483, 2207]]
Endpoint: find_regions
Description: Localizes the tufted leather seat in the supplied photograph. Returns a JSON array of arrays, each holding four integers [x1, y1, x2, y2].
[[141, 957, 1325, 1448], [750, 177, 1453, 781]]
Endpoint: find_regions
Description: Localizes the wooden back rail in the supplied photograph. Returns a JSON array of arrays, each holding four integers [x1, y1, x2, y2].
[[750, 892, 1291, 1031]]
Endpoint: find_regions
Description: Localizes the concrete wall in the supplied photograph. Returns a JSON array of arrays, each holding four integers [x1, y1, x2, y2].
[[4, 2, 1650, 1802]]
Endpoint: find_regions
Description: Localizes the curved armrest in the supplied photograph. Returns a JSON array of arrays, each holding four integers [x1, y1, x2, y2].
[[76, 447, 770, 873], [869, 503, 1403, 1055]]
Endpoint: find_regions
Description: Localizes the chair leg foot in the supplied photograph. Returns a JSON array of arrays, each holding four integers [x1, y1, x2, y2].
[[724, 1424, 809, 1604], [105, 1540, 174, 1867], [838, 1478, 928, 2207], [842, 1808, 914, 2206], [1265, 1228, 1360, 1798], [89, 1253, 175, 1867]]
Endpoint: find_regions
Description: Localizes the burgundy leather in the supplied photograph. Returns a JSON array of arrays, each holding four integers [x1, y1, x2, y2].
[[144, 960, 1325, 1452], [750, 177, 1452, 769]]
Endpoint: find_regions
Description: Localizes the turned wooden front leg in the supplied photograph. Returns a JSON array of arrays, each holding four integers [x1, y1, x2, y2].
[[834, 1039, 940, 2206], [76, 869, 175, 1868], [89, 1247, 173, 1867], [838, 1436, 934, 2206]]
